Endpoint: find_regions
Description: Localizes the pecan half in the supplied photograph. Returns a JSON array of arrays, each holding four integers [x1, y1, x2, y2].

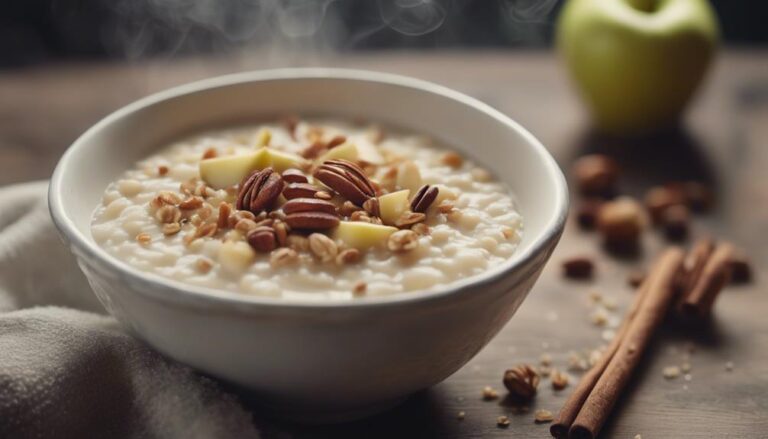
[[236, 168, 284, 214], [282, 169, 309, 184], [283, 198, 338, 216], [313, 159, 376, 206], [283, 182, 322, 200], [246, 226, 276, 252], [410, 184, 439, 213], [285, 211, 340, 230]]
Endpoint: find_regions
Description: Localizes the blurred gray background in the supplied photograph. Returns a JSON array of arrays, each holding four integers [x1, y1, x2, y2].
[[2, 0, 765, 68]]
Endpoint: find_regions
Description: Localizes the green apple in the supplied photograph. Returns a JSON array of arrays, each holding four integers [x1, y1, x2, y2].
[[333, 221, 397, 250], [378, 189, 410, 225], [557, 0, 719, 135]]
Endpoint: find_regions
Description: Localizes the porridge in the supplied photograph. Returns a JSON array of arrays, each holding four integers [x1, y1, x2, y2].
[[91, 118, 523, 300]]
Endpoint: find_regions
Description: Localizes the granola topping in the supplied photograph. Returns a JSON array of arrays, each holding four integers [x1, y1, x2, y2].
[[92, 118, 523, 299]]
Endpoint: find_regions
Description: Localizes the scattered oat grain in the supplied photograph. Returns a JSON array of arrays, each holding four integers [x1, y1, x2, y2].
[[534, 409, 554, 423], [663, 366, 681, 379], [482, 386, 500, 401]]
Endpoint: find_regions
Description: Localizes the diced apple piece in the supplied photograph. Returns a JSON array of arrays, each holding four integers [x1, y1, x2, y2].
[[257, 148, 307, 172], [317, 142, 358, 163], [353, 137, 386, 165], [255, 129, 272, 147], [199, 152, 261, 189], [333, 221, 397, 251], [432, 185, 458, 206], [397, 160, 422, 193], [378, 189, 410, 225]]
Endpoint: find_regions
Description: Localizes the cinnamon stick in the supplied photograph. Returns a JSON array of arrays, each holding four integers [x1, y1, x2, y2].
[[680, 238, 715, 297], [550, 273, 651, 438], [569, 248, 684, 439], [679, 242, 734, 318]]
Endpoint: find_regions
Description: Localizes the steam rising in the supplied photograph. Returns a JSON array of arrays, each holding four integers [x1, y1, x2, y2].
[[103, 0, 557, 60], [378, 0, 447, 36], [501, 0, 559, 23]]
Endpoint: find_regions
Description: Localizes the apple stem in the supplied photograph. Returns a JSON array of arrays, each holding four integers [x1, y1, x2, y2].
[[626, 0, 658, 13]]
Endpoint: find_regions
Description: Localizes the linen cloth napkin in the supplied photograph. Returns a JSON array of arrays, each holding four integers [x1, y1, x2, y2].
[[0, 181, 261, 439]]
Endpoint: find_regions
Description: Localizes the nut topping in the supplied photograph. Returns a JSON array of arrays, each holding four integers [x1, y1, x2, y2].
[[246, 226, 277, 253], [314, 159, 376, 206], [503, 364, 540, 400], [362, 197, 380, 218], [283, 182, 322, 200], [236, 168, 284, 214], [283, 198, 338, 216], [285, 211, 340, 230], [308, 233, 338, 262], [387, 229, 420, 253], [281, 169, 309, 184], [410, 185, 439, 213], [394, 211, 426, 228], [270, 247, 298, 267]]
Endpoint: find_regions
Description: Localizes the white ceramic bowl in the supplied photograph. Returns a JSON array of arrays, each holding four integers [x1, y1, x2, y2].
[[50, 69, 568, 421]]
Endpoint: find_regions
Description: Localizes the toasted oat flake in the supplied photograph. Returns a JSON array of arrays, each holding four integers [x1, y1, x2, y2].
[[270, 248, 298, 268], [496, 416, 510, 428], [352, 281, 367, 296], [441, 152, 464, 168], [681, 362, 692, 373], [162, 222, 181, 236], [136, 233, 152, 245], [195, 257, 213, 273], [482, 386, 500, 401], [534, 409, 554, 423], [539, 353, 552, 366]]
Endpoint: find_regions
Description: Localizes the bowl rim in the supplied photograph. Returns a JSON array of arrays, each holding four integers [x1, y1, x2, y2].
[[49, 68, 568, 311]]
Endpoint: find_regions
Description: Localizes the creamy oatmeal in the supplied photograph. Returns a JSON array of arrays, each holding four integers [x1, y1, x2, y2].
[[91, 118, 523, 300]]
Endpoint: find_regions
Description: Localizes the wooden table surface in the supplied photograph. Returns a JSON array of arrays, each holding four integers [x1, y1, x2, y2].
[[1, 51, 766, 438]]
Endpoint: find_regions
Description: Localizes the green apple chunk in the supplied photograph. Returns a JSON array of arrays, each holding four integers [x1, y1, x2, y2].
[[257, 148, 307, 173], [378, 189, 410, 225], [317, 142, 358, 163], [333, 221, 397, 251], [353, 137, 385, 165], [199, 152, 261, 189]]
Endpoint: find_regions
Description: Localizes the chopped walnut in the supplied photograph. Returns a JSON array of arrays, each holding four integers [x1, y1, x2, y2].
[[387, 230, 420, 253], [155, 205, 181, 224], [394, 211, 425, 228], [308, 233, 338, 262], [503, 364, 540, 400]]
